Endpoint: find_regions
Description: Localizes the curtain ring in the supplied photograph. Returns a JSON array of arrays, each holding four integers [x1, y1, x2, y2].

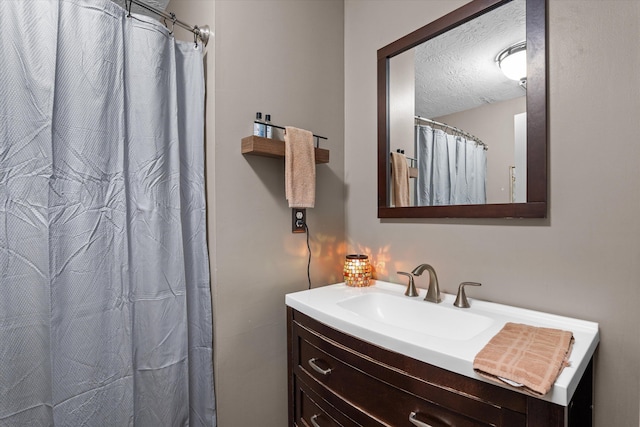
[[163, 13, 176, 35], [193, 26, 199, 48], [126, 0, 132, 17]]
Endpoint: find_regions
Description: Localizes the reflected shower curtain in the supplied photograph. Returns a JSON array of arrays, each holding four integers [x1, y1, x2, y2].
[[416, 125, 486, 206], [0, 1, 215, 425]]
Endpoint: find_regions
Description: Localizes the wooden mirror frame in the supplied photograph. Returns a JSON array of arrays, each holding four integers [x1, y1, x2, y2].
[[377, 0, 547, 218]]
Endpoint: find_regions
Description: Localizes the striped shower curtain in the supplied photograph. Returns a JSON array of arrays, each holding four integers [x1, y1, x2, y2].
[[0, 0, 215, 425], [416, 125, 487, 206]]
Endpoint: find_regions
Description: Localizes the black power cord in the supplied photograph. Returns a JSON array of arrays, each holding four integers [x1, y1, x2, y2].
[[304, 223, 311, 289]]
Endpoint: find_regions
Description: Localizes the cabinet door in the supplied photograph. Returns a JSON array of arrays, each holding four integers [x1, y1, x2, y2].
[[298, 385, 344, 427]]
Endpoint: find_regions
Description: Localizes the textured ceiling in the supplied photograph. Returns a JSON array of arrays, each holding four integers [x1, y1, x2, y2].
[[412, 0, 526, 119]]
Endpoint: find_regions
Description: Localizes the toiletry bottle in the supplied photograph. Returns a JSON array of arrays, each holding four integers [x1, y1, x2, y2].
[[254, 112, 265, 137], [265, 114, 273, 139]]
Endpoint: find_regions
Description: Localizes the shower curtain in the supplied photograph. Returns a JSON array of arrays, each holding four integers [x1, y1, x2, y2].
[[416, 125, 486, 206], [0, 1, 215, 425]]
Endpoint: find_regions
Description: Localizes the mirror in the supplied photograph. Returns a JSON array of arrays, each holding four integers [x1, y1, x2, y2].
[[377, 0, 547, 218]]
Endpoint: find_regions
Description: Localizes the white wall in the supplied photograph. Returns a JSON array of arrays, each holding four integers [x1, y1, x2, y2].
[[389, 48, 416, 156], [345, 1, 640, 426]]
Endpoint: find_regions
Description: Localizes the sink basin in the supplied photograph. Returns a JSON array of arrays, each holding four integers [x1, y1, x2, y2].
[[285, 280, 600, 406], [337, 293, 494, 340]]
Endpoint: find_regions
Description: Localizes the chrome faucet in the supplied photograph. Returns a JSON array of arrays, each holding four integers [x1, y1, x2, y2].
[[454, 282, 482, 308], [397, 271, 419, 297], [411, 264, 442, 303]]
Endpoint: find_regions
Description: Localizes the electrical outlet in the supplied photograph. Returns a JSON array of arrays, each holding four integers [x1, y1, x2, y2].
[[292, 208, 306, 233]]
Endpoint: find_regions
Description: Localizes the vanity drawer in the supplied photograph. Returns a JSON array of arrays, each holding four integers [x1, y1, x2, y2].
[[294, 374, 388, 427], [297, 381, 344, 427], [291, 312, 530, 427]]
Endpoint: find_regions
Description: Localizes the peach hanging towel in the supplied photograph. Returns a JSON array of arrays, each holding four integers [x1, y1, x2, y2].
[[390, 151, 410, 207], [285, 126, 316, 208]]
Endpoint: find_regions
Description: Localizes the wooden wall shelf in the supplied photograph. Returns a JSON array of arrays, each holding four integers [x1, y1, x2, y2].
[[241, 135, 329, 164]]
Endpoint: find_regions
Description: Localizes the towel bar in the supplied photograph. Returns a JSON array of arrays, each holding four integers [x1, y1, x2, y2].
[[255, 121, 326, 148]]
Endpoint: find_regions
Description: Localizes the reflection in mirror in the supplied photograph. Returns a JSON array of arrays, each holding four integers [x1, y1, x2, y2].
[[389, 0, 525, 207], [378, 0, 547, 218]]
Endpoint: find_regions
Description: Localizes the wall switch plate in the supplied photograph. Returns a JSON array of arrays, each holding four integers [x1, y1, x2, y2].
[[292, 208, 306, 233]]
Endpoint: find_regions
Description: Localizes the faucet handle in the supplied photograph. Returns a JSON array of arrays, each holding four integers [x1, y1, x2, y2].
[[397, 272, 419, 297], [454, 282, 481, 308]]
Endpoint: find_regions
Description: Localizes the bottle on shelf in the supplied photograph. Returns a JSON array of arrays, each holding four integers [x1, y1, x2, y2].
[[254, 112, 266, 137], [265, 114, 273, 139]]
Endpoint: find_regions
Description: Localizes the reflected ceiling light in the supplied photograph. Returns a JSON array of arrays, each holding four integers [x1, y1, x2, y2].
[[496, 41, 527, 88]]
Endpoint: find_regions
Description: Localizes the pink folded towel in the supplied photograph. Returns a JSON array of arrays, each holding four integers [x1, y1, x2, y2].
[[473, 322, 574, 396], [285, 126, 316, 208]]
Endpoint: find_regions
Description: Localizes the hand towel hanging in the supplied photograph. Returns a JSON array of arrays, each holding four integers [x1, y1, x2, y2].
[[285, 126, 316, 208], [390, 152, 410, 207]]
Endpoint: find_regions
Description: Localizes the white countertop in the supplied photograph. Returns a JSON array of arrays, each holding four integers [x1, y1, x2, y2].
[[285, 280, 599, 406]]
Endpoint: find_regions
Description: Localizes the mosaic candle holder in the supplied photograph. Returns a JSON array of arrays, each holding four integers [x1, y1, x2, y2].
[[343, 254, 372, 287]]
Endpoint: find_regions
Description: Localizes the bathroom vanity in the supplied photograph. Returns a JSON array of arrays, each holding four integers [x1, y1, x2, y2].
[[286, 281, 599, 427]]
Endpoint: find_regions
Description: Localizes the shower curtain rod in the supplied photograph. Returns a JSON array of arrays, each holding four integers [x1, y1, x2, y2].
[[415, 116, 487, 149], [126, 0, 211, 46]]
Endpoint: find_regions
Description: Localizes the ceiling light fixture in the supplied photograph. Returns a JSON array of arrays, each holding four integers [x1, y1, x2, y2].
[[496, 41, 527, 88]]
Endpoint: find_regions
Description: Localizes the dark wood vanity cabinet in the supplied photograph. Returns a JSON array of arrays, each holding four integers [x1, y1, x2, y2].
[[287, 307, 593, 427]]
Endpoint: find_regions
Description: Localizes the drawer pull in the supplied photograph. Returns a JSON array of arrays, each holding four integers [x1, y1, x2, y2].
[[310, 414, 322, 427], [308, 358, 332, 376], [409, 411, 433, 427]]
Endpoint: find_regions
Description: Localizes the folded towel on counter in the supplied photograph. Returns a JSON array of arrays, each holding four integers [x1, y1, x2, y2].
[[473, 322, 574, 396], [285, 126, 316, 208], [390, 152, 410, 207]]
